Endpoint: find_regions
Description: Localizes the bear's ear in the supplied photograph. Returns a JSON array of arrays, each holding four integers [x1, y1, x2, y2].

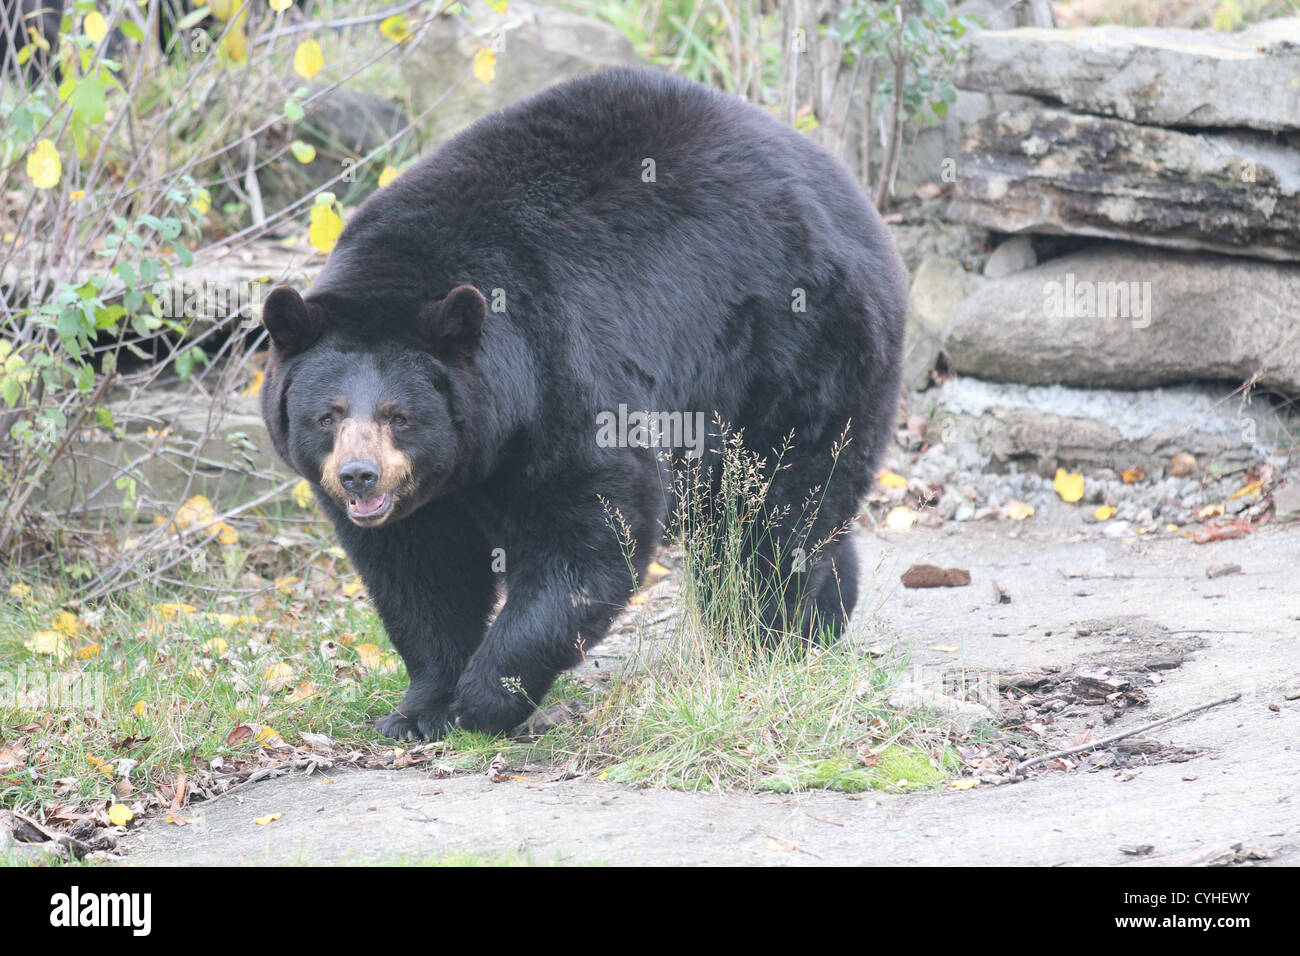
[[262, 286, 322, 357], [419, 285, 487, 358]]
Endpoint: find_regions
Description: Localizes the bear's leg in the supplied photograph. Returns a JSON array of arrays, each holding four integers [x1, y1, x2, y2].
[[809, 535, 860, 643], [742, 441, 867, 644], [451, 478, 660, 734], [339, 497, 499, 740]]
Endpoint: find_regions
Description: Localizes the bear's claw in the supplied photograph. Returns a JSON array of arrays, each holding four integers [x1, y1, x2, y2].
[[375, 709, 451, 742]]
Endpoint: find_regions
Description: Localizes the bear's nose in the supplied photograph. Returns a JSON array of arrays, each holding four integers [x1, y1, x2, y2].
[[337, 460, 380, 497]]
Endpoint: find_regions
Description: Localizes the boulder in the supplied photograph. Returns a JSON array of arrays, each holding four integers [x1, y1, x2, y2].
[[902, 256, 983, 390], [983, 235, 1036, 279], [401, 2, 642, 148], [919, 377, 1291, 475], [943, 244, 1300, 394], [954, 19, 1300, 132], [948, 110, 1300, 261]]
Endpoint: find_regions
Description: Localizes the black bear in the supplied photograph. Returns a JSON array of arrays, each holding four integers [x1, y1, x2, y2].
[[260, 68, 906, 740]]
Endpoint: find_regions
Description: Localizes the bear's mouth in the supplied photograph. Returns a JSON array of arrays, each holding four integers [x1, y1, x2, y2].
[[347, 492, 393, 525]]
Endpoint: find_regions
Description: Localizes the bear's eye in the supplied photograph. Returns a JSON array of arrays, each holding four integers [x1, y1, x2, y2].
[[389, 413, 408, 428], [318, 414, 335, 428]]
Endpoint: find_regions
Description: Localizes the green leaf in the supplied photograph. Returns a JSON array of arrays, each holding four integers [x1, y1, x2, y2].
[[70, 77, 108, 125]]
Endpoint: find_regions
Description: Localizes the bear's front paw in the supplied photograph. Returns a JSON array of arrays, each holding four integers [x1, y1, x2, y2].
[[375, 708, 452, 742], [452, 670, 536, 735]]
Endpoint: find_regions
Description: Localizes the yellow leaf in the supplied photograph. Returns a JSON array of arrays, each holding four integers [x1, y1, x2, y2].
[[269, 0, 293, 11], [473, 47, 496, 84], [154, 602, 197, 620], [1052, 468, 1085, 503], [293, 39, 323, 79], [951, 778, 979, 791], [255, 726, 283, 747], [377, 164, 399, 188], [1006, 500, 1034, 521], [357, 643, 384, 669], [83, 12, 108, 43], [202, 637, 229, 655], [211, 0, 234, 20], [264, 662, 293, 680], [216, 521, 239, 546], [1230, 480, 1263, 501], [342, 578, 366, 598], [291, 479, 314, 509], [108, 804, 134, 827], [876, 470, 907, 489], [1094, 505, 1116, 521], [1120, 467, 1144, 484], [132, 701, 147, 716], [485, 0, 509, 11], [191, 188, 211, 215], [308, 201, 343, 253], [221, 10, 248, 63], [27, 139, 62, 190], [379, 13, 409, 43], [204, 612, 260, 628], [87, 755, 114, 776], [884, 506, 917, 531], [9, 581, 31, 600], [1198, 503, 1225, 519], [254, 813, 282, 826], [274, 574, 299, 594], [26, 631, 70, 661], [286, 680, 320, 702], [644, 560, 671, 582], [171, 494, 216, 531], [289, 140, 317, 164], [242, 368, 264, 396], [51, 610, 81, 637], [74, 643, 100, 660], [70, 189, 84, 200]]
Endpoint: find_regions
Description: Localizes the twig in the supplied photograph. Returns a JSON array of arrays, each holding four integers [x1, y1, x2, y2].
[[1014, 693, 1242, 774]]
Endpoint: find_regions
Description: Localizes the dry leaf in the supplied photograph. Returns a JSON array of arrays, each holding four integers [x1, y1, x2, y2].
[[1053, 468, 1084, 503]]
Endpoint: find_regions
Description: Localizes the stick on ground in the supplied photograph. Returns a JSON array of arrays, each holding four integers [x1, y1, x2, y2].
[[1014, 692, 1242, 774]]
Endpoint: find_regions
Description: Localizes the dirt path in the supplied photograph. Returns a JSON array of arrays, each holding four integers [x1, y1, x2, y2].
[[124, 522, 1300, 866]]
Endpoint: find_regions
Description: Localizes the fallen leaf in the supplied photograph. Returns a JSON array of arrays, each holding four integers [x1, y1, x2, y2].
[[876, 470, 908, 490], [1006, 500, 1034, 521], [50, 610, 81, 637], [1053, 468, 1084, 503], [1120, 467, 1145, 484], [286, 681, 320, 702], [1229, 480, 1264, 501], [1094, 505, 1116, 521], [254, 813, 282, 826], [951, 778, 979, 791], [74, 642, 100, 659], [885, 506, 917, 531], [1189, 519, 1254, 544], [107, 804, 134, 827], [1197, 503, 1225, 519], [763, 837, 800, 852], [25, 630, 70, 661]]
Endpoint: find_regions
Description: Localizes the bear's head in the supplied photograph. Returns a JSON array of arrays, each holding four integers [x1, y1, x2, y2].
[[259, 284, 487, 527]]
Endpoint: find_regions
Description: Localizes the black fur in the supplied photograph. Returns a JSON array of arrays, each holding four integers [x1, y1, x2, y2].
[[261, 68, 907, 739]]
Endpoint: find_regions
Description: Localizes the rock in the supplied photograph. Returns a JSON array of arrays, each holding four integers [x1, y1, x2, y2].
[[954, 19, 1300, 132], [901, 564, 972, 588], [40, 389, 287, 514], [919, 377, 1294, 476], [401, 2, 641, 147], [887, 218, 991, 275], [983, 235, 1036, 279], [886, 683, 995, 733], [1169, 452, 1197, 478], [949, 110, 1300, 261], [943, 245, 1300, 393], [1205, 563, 1242, 579], [902, 256, 983, 390], [1272, 482, 1300, 521]]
